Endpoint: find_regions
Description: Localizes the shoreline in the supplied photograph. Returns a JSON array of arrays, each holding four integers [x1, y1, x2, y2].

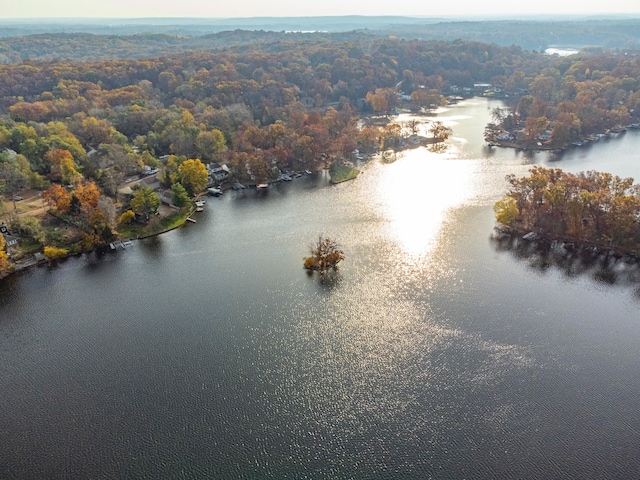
[[489, 126, 638, 152], [0, 131, 457, 282], [494, 224, 640, 261], [0, 206, 196, 282]]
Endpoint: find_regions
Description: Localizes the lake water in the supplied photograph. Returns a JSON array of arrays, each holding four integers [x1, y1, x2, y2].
[[2, 98, 640, 479], [545, 47, 580, 57]]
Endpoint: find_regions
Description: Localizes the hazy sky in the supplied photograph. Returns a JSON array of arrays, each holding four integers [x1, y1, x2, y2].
[[3, 0, 640, 18]]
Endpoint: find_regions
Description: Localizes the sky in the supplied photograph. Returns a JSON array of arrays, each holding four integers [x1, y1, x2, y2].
[[3, 0, 640, 19]]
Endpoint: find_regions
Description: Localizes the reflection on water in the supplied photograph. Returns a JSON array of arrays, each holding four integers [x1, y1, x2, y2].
[[491, 227, 640, 288], [545, 47, 580, 57], [375, 148, 476, 259], [2, 98, 640, 478]]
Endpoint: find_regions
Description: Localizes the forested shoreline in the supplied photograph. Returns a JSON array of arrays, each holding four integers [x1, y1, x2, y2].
[[2, 32, 640, 276], [495, 167, 640, 256]]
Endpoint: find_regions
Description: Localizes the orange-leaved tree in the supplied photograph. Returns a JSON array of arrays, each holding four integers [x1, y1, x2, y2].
[[45, 149, 81, 184], [42, 184, 71, 213], [304, 235, 345, 272]]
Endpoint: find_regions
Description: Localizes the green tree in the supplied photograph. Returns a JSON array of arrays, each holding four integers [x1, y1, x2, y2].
[[130, 185, 160, 222], [195, 129, 226, 161], [171, 182, 190, 208], [10, 216, 45, 245]]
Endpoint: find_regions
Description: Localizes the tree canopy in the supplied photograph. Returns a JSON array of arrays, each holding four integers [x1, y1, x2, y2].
[[496, 167, 640, 252], [2, 31, 640, 272], [0, 234, 8, 273], [304, 235, 345, 271], [130, 185, 160, 222], [174, 159, 208, 196]]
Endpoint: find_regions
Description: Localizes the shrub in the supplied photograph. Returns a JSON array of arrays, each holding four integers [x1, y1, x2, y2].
[[44, 245, 69, 259], [118, 209, 135, 224]]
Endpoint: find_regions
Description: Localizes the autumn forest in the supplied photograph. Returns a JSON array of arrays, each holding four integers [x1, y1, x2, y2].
[[2, 30, 640, 273]]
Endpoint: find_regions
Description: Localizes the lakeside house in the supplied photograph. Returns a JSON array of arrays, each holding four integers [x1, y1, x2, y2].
[[140, 174, 160, 191], [159, 189, 174, 205], [3, 235, 20, 254], [1, 225, 20, 254], [1, 148, 18, 158], [206, 163, 230, 184]]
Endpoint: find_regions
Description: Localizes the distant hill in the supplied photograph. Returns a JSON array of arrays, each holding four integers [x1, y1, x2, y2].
[[0, 17, 639, 63], [0, 16, 441, 37]]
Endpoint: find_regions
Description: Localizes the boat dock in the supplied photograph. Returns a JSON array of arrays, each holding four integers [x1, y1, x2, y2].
[[110, 240, 133, 251]]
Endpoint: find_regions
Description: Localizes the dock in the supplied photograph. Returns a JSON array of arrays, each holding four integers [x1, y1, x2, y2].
[[110, 240, 133, 251]]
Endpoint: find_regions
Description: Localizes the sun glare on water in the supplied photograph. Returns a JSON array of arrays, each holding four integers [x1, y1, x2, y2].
[[376, 147, 476, 259]]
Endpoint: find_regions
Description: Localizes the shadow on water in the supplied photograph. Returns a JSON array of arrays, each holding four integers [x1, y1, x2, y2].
[[138, 235, 164, 259], [305, 267, 343, 291], [427, 143, 449, 153], [490, 228, 640, 290], [82, 250, 123, 273]]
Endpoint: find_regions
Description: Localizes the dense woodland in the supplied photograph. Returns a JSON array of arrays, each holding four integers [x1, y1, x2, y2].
[[484, 48, 640, 148], [2, 17, 640, 61], [495, 167, 640, 253], [2, 32, 640, 272]]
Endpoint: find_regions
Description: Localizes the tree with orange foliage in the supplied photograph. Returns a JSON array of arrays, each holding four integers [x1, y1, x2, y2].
[[304, 235, 345, 272], [42, 184, 71, 213], [45, 149, 81, 184], [366, 88, 399, 114], [366, 89, 389, 113], [73, 181, 100, 214]]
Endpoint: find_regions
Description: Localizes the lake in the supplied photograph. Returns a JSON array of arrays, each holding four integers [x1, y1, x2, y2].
[[1, 98, 640, 479]]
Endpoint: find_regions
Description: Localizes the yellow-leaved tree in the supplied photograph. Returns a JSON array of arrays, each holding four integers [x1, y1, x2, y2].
[[0, 235, 8, 273], [44, 246, 69, 259], [45, 149, 81, 184], [174, 159, 208, 196], [494, 196, 520, 226]]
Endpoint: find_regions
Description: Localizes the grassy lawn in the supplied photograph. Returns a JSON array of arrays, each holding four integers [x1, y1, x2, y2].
[[117, 210, 191, 240], [330, 165, 360, 184]]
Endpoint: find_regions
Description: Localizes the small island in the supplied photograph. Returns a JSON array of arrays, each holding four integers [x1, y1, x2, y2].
[[329, 158, 360, 184], [304, 235, 345, 272], [494, 167, 640, 256]]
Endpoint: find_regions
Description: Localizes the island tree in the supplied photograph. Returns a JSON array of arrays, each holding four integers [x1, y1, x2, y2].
[[304, 235, 345, 272], [429, 121, 452, 143]]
